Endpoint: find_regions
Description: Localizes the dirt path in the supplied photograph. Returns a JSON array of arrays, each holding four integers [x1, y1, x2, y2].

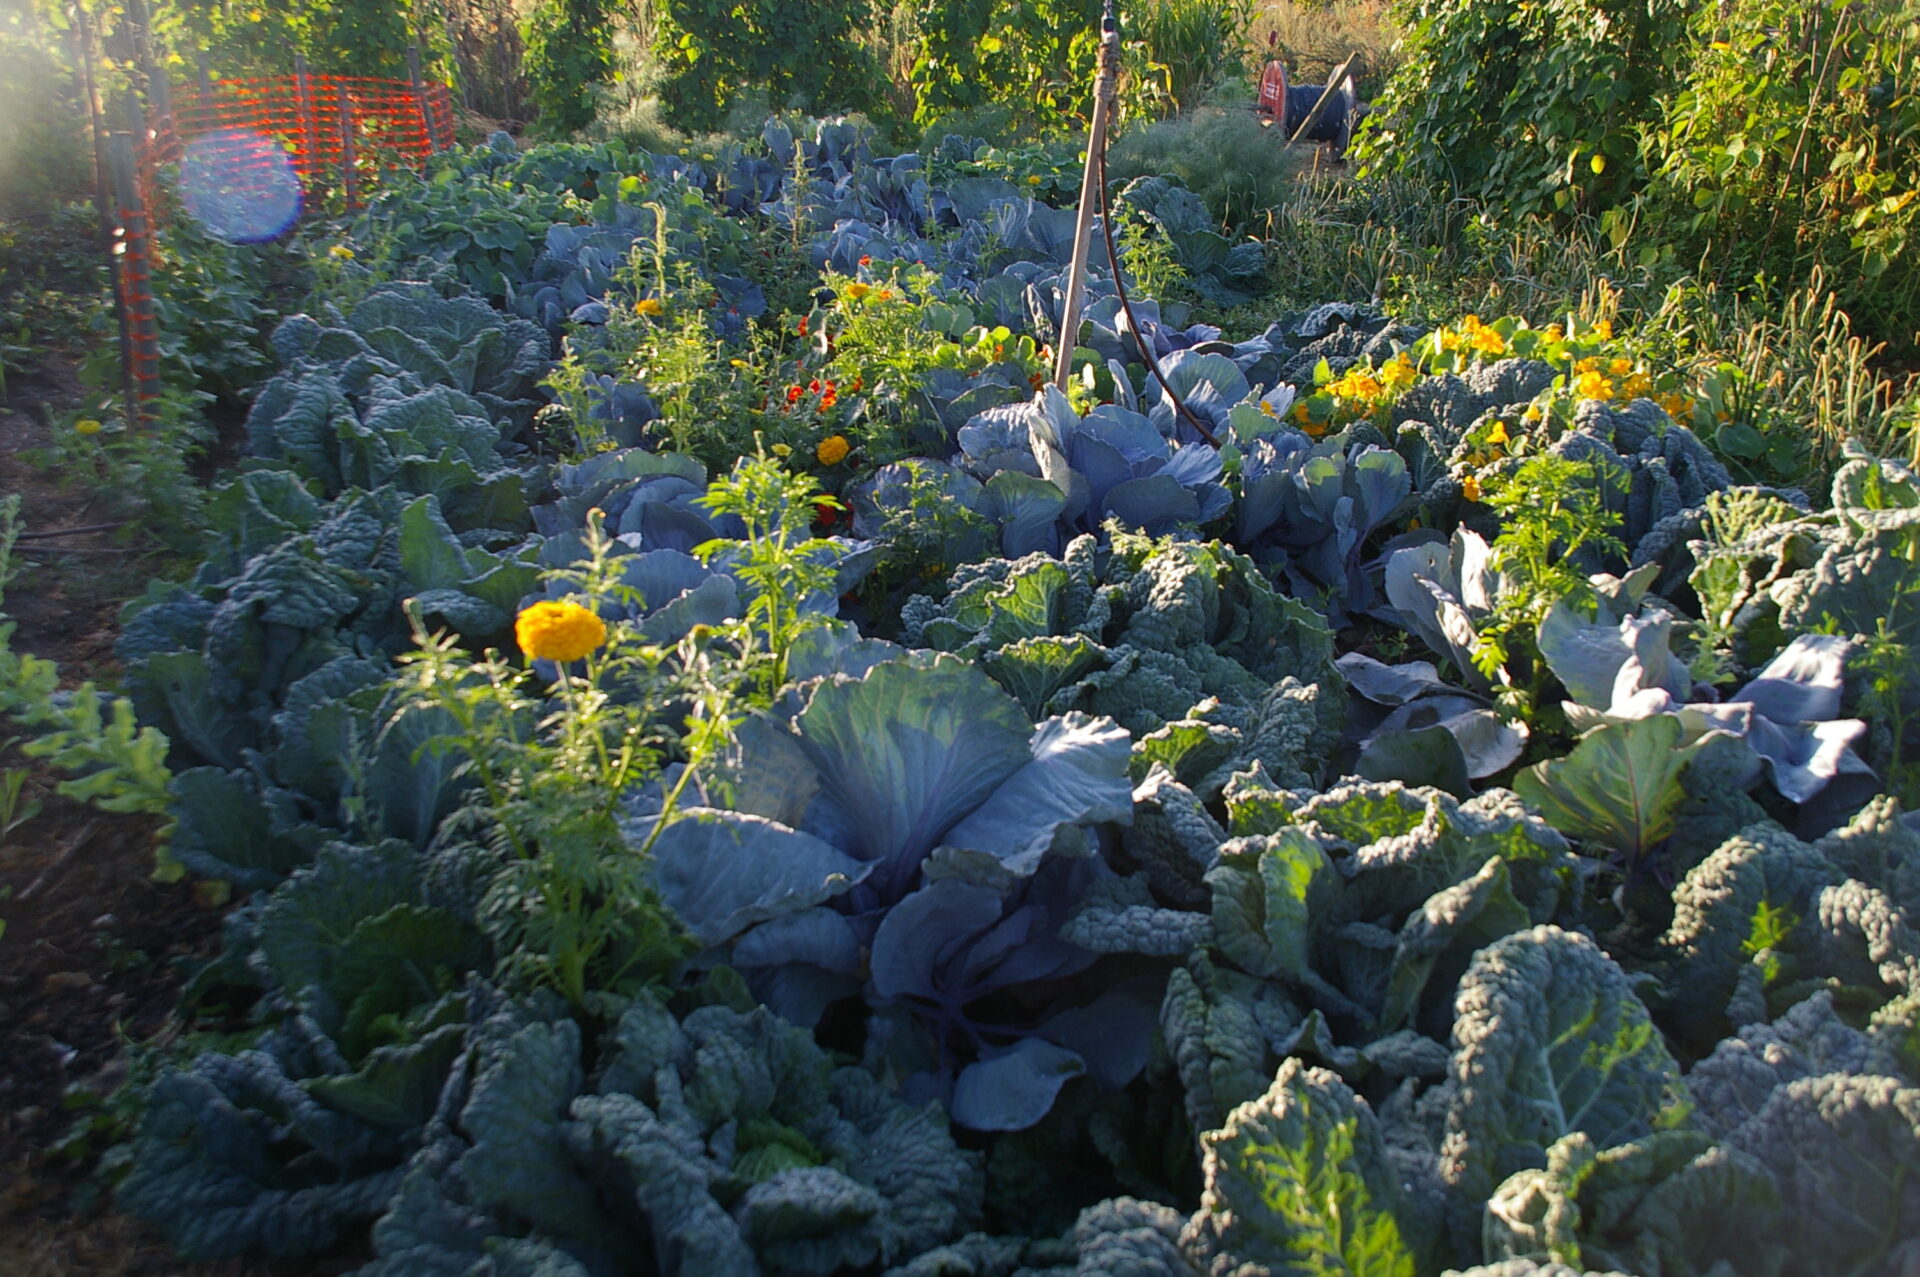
[[0, 348, 269, 1272]]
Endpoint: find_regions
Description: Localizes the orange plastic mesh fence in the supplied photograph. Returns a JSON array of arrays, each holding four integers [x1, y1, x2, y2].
[[118, 74, 451, 421], [140, 74, 455, 212]]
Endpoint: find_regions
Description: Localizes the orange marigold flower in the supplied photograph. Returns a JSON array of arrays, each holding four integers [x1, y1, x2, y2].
[[816, 435, 851, 465], [1462, 475, 1483, 502], [797, 318, 810, 336], [515, 600, 607, 663], [859, 254, 873, 267], [787, 385, 804, 404]]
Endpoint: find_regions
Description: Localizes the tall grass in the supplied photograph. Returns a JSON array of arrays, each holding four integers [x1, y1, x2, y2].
[[1246, 0, 1401, 100]]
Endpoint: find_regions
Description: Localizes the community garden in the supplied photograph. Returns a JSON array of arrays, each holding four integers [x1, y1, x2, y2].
[[1, 0, 1918, 1272]]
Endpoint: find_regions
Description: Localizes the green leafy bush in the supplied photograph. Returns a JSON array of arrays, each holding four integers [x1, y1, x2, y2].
[[1639, 0, 1920, 348], [1355, 0, 1694, 219], [651, 0, 886, 134], [519, 0, 616, 133]]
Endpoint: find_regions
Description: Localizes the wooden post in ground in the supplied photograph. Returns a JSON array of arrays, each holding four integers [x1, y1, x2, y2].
[[1052, 0, 1122, 393], [338, 93, 358, 207], [195, 49, 214, 99], [295, 54, 316, 191], [69, 3, 135, 426], [408, 43, 441, 153], [105, 133, 157, 426], [126, 0, 171, 138]]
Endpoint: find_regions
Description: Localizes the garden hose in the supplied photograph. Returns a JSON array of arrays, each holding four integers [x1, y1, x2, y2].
[[1093, 141, 1221, 448]]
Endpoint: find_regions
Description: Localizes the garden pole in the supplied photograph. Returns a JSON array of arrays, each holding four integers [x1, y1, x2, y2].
[[409, 43, 441, 153], [1050, 0, 1121, 393], [339, 93, 358, 208], [126, 0, 171, 138], [296, 55, 316, 192]]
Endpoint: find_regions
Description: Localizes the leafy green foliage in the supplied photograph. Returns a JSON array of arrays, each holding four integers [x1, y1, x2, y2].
[[520, 0, 615, 132], [1356, 0, 1694, 219], [1440, 927, 1691, 1206], [1515, 716, 1703, 869], [1642, 0, 1920, 344], [1183, 1059, 1423, 1276], [652, 0, 886, 133]]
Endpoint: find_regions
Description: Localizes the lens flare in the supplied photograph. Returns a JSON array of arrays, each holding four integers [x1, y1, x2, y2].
[[177, 129, 302, 243]]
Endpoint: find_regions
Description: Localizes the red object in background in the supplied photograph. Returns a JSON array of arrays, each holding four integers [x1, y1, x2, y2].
[[1257, 61, 1288, 122]]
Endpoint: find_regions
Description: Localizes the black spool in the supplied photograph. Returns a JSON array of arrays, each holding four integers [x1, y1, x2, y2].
[[1284, 85, 1344, 141]]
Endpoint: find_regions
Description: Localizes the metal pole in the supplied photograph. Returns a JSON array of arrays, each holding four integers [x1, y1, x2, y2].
[[1051, 0, 1122, 392]]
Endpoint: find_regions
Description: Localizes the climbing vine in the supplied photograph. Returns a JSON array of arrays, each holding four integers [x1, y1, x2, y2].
[[651, 0, 884, 133]]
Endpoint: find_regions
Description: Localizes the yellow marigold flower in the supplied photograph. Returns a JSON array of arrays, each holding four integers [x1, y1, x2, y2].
[[1543, 324, 1565, 342], [515, 600, 607, 663], [1472, 327, 1507, 355], [843, 281, 872, 301], [772, 442, 793, 457], [1380, 355, 1417, 390], [1486, 421, 1510, 446], [1591, 319, 1613, 339], [1608, 357, 1633, 376], [1026, 175, 1044, 185], [1460, 314, 1484, 331], [1292, 402, 1311, 423], [1575, 370, 1615, 401], [1574, 356, 1602, 374], [636, 297, 666, 316], [1522, 404, 1544, 423], [328, 243, 355, 261], [74, 418, 104, 435], [816, 434, 851, 465], [1622, 372, 1653, 398], [1462, 474, 1482, 502], [1659, 392, 1691, 419]]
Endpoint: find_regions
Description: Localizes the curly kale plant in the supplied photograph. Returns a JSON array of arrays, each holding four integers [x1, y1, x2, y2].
[[898, 530, 1341, 796], [357, 991, 982, 1276]]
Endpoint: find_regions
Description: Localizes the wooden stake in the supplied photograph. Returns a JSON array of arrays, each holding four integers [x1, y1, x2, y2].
[[409, 43, 441, 152], [106, 133, 157, 425], [295, 54, 315, 184], [338, 93, 358, 207], [1052, 3, 1122, 394], [1289, 52, 1360, 145]]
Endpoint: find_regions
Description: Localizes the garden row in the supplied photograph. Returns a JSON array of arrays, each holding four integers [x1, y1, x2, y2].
[[106, 123, 1920, 1276]]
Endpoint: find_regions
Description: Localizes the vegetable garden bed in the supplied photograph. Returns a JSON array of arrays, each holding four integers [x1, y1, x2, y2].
[[20, 120, 1920, 1276]]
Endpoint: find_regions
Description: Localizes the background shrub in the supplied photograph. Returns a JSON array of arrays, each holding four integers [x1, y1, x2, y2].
[[1354, 0, 1694, 220]]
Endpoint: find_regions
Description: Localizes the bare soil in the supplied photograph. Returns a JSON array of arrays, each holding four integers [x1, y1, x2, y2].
[[0, 348, 280, 1273]]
